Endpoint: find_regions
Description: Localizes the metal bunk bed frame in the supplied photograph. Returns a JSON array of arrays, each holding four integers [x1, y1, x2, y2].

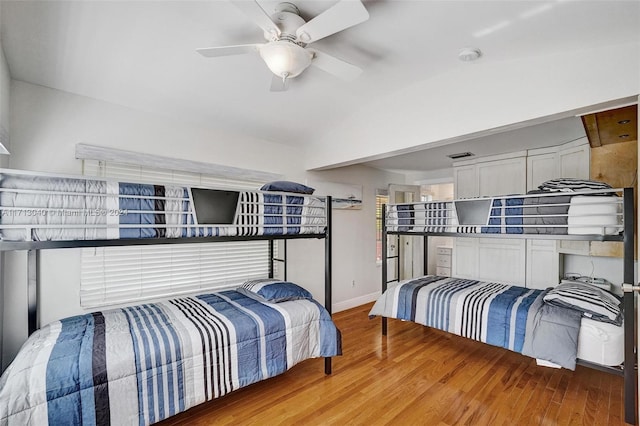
[[380, 188, 636, 424], [0, 188, 335, 374]]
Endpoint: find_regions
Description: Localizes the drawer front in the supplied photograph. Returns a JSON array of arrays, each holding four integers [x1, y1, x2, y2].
[[436, 266, 451, 277], [436, 247, 452, 256], [436, 255, 451, 267]]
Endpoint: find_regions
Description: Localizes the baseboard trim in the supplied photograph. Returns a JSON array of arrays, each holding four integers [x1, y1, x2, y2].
[[333, 291, 380, 313]]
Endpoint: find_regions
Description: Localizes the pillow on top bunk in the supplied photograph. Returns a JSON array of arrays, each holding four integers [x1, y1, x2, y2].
[[543, 282, 622, 326], [260, 181, 315, 194], [538, 178, 613, 194], [238, 278, 313, 303]]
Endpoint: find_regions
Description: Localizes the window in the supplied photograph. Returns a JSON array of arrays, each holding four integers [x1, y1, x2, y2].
[[375, 189, 388, 262], [80, 160, 277, 307]]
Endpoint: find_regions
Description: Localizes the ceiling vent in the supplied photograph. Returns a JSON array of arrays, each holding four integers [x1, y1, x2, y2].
[[447, 152, 475, 160]]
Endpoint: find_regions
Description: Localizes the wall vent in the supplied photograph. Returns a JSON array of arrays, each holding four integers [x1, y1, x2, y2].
[[447, 152, 474, 159]]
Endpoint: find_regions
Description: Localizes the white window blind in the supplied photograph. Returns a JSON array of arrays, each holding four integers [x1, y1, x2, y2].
[[375, 189, 389, 262], [80, 159, 276, 308]]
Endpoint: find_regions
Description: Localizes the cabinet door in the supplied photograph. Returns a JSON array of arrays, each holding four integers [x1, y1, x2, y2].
[[557, 143, 590, 253], [478, 239, 526, 286], [452, 238, 478, 279], [527, 152, 558, 192], [526, 240, 559, 289], [558, 144, 590, 179], [454, 165, 478, 198], [477, 157, 527, 196]]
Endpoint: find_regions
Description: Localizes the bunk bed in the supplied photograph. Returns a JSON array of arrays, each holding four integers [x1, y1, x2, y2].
[[0, 169, 341, 425], [370, 182, 637, 424]]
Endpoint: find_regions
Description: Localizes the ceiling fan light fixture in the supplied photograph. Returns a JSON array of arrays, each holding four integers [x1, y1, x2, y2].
[[259, 41, 312, 78]]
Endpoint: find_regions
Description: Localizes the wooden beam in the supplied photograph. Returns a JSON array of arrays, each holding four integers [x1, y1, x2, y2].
[[582, 113, 602, 147]]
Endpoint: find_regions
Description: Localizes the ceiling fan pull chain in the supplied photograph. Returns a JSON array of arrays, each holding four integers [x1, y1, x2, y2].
[[282, 72, 289, 84]]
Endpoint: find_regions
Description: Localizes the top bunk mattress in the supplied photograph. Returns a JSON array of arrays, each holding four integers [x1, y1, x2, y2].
[[386, 185, 624, 237], [0, 172, 327, 242]]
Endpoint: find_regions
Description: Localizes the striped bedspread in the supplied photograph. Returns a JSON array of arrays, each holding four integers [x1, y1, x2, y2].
[[0, 174, 325, 241], [0, 291, 341, 425], [369, 276, 544, 353]]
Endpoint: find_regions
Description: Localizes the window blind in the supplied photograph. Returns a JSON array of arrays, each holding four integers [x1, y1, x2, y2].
[[375, 189, 389, 262], [80, 159, 276, 307]]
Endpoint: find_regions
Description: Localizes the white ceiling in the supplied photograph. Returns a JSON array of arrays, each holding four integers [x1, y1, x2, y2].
[[1, 0, 639, 172]]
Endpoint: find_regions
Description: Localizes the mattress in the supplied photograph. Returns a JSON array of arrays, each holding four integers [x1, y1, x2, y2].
[[386, 192, 621, 236], [369, 275, 622, 370], [0, 173, 327, 241], [369, 276, 544, 353], [0, 290, 341, 425], [577, 317, 624, 366]]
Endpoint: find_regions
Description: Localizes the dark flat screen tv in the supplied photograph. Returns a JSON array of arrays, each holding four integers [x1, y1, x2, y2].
[[454, 199, 491, 226], [191, 188, 240, 224]]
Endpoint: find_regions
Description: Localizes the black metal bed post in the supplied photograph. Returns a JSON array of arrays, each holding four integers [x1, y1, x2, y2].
[[268, 240, 274, 279], [423, 235, 428, 276], [622, 187, 636, 425], [27, 249, 40, 335], [283, 240, 288, 281], [324, 196, 333, 375], [382, 204, 388, 336]]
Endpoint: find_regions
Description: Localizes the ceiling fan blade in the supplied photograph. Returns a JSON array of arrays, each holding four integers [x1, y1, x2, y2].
[[270, 75, 289, 92], [295, 0, 369, 44], [310, 49, 363, 81], [196, 44, 263, 57], [231, 0, 281, 39]]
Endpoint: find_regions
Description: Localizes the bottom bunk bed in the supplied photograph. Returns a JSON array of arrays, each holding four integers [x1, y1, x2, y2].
[[0, 282, 342, 425], [369, 275, 623, 371]]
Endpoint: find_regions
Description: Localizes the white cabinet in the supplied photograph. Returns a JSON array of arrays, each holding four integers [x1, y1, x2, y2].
[[436, 246, 452, 276], [526, 150, 557, 192], [455, 152, 527, 197], [454, 165, 478, 199], [453, 139, 590, 288], [452, 152, 527, 283], [477, 156, 527, 196], [528, 139, 591, 257], [452, 238, 477, 279], [525, 240, 560, 289], [559, 143, 590, 180], [478, 239, 526, 286], [527, 139, 590, 191], [452, 238, 526, 286]]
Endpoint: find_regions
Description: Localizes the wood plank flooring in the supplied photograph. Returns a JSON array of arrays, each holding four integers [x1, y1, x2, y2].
[[159, 302, 628, 425]]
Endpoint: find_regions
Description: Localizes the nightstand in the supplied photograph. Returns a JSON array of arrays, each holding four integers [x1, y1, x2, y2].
[[436, 246, 452, 277]]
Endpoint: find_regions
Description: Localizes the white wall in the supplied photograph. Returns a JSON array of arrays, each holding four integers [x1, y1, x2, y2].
[[0, 2, 9, 169], [286, 166, 404, 312], [563, 254, 629, 296], [307, 42, 640, 170], [2, 81, 399, 369], [0, 0, 10, 371]]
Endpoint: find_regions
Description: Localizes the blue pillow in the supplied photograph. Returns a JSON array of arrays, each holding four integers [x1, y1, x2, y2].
[[237, 279, 313, 303], [260, 181, 315, 194]]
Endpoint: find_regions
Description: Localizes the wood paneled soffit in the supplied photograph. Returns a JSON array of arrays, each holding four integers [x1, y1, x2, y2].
[[581, 104, 638, 148]]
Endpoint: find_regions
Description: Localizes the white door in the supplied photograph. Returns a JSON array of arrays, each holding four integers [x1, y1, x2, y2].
[[388, 184, 421, 280]]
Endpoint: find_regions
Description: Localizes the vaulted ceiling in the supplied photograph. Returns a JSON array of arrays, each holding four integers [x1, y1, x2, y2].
[[1, 0, 639, 172]]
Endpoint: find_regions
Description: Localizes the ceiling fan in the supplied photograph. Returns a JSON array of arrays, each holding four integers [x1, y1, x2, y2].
[[197, 0, 370, 91]]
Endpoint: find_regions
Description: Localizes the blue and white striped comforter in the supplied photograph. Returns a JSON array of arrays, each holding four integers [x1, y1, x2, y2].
[[369, 276, 543, 353], [0, 291, 341, 425]]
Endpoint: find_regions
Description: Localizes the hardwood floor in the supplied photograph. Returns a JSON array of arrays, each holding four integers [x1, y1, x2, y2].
[[159, 303, 627, 425]]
